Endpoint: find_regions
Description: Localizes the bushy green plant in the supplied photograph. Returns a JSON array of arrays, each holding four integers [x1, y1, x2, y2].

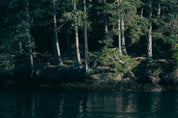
[[172, 43, 178, 66], [152, 67, 162, 77], [0, 38, 15, 75], [90, 46, 140, 77], [0, 54, 14, 75]]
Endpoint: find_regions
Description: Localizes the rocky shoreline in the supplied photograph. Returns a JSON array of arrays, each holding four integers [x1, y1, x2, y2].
[[0, 75, 177, 93], [0, 62, 177, 92], [1, 79, 178, 92]]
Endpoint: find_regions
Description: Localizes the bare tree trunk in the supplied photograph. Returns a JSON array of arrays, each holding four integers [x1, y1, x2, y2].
[[74, 2, 82, 70], [102, 0, 108, 40], [118, 19, 122, 54], [52, 0, 63, 67], [121, 17, 127, 55], [25, 0, 35, 76], [116, 0, 122, 54], [104, 14, 109, 40], [17, 15, 23, 55], [19, 42, 23, 54], [157, 2, 161, 18], [103, 0, 111, 46], [98, 0, 108, 42], [75, 28, 82, 69], [147, 0, 153, 63], [141, 8, 144, 18], [84, 0, 89, 72]]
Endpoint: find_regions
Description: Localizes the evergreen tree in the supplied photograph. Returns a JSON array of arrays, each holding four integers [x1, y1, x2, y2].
[[0, 0, 177, 83], [25, 0, 36, 76], [52, 0, 63, 67], [83, 0, 89, 72], [60, 0, 84, 70], [147, 0, 153, 63], [154, 0, 178, 63]]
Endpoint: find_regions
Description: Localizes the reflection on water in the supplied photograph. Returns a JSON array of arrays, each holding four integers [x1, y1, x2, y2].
[[0, 90, 178, 118]]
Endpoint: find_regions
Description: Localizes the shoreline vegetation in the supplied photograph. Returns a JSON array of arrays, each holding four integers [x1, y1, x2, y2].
[[0, 0, 177, 91], [0, 54, 177, 92]]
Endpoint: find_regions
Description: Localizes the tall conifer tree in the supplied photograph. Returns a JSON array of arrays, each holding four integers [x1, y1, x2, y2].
[[52, 0, 63, 67]]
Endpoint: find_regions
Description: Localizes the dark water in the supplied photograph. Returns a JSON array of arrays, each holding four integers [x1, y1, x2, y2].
[[0, 89, 178, 118]]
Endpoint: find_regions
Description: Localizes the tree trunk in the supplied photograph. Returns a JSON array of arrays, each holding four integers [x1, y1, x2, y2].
[[157, 2, 161, 18], [74, 2, 82, 70], [104, 14, 109, 41], [84, 0, 89, 72], [147, 0, 153, 63], [17, 15, 23, 55], [116, 0, 122, 54], [52, 0, 63, 67], [102, 0, 108, 41], [141, 8, 144, 18], [118, 19, 122, 54], [121, 17, 127, 55], [75, 28, 82, 69], [103, 0, 112, 47], [25, 0, 35, 76], [19, 42, 23, 54]]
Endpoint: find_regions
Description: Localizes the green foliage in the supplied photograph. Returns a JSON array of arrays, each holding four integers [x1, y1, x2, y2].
[[65, 10, 84, 30], [0, 37, 15, 75], [0, 0, 37, 75], [103, 0, 145, 46], [152, 67, 162, 77], [172, 43, 178, 65], [59, 0, 85, 30], [153, 0, 178, 64], [0, 54, 14, 75], [0, 0, 177, 80], [90, 46, 140, 77]]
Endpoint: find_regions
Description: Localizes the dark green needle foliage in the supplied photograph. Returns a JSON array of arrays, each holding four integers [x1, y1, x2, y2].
[[0, 0, 177, 83], [90, 46, 140, 77]]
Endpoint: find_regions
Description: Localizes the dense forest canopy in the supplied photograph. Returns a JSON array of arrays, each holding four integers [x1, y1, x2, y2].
[[0, 0, 177, 84]]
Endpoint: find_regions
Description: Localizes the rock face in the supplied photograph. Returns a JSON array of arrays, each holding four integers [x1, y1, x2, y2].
[[143, 83, 162, 92], [149, 76, 160, 84], [164, 68, 178, 84], [137, 75, 160, 85]]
